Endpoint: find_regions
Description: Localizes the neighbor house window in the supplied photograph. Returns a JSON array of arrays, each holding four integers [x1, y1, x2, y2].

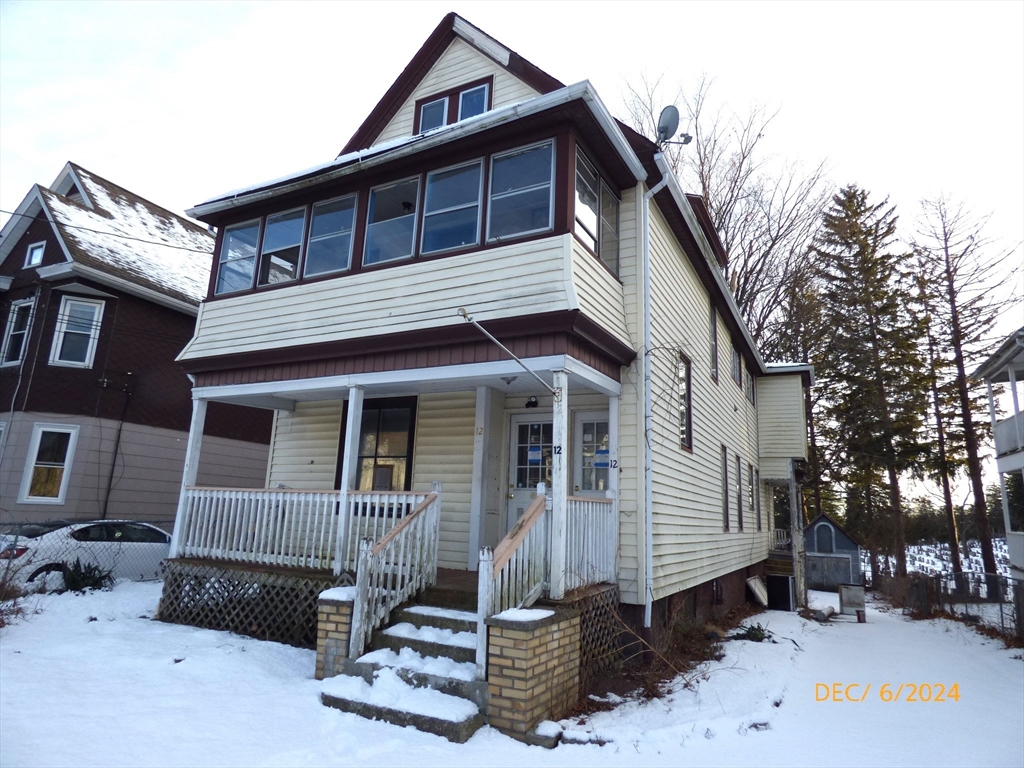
[[365, 177, 420, 266], [357, 400, 416, 492], [721, 445, 730, 531], [19, 424, 79, 503], [678, 354, 692, 450], [736, 454, 744, 531], [573, 150, 620, 274], [215, 219, 261, 294], [419, 97, 447, 132], [25, 242, 45, 268], [304, 194, 357, 277], [421, 160, 482, 255], [755, 467, 762, 531], [257, 208, 305, 286], [731, 345, 742, 386], [49, 297, 103, 368], [710, 302, 719, 381], [488, 141, 554, 241], [1, 299, 34, 366]]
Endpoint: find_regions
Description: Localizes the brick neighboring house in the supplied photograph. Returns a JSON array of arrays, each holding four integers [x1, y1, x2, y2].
[[155, 14, 812, 739], [0, 163, 272, 528]]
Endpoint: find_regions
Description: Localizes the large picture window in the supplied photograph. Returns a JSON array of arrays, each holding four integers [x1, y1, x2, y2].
[[421, 161, 482, 255], [365, 177, 420, 266], [488, 141, 554, 241], [19, 424, 79, 504], [574, 150, 620, 274], [215, 220, 261, 295], [257, 208, 305, 286], [49, 297, 103, 368], [1, 299, 34, 366], [305, 195, 357, 277]]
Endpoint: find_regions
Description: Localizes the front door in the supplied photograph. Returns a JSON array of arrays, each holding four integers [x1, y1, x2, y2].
[[506, 415, 552, 534]]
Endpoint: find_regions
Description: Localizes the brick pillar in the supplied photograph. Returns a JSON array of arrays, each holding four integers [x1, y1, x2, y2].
[[315, 590, 355, 680], [485, 609, 581, 736]]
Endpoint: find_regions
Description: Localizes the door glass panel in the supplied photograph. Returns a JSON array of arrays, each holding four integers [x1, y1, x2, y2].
[[580, 420, 610, 492], [514, 421, 552, 489]]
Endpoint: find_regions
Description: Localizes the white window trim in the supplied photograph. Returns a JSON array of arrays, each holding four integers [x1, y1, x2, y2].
[[420, 159, 484, 256], [364, 175, 422, 266], [215, 218, 262, 295], [457, 84, 489, 121], [419, 96, 448, 132], [48, 296, 104, 369], [25, 241, 46, 268], [19, 423, 80, 504], [257, 205, 307, 287], [486, 139, 556, 243], [304, 193, 358, 278], [1, 297, 35, 368]]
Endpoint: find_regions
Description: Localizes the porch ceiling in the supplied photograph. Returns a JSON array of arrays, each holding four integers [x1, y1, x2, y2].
[[191, 354, 620, 410]]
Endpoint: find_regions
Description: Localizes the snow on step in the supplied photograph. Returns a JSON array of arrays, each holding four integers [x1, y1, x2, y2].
[[403, 605, 478, 623], [382, 622, 477, 649], [322, 668, 478, 722], [358, 647, 477, 681]]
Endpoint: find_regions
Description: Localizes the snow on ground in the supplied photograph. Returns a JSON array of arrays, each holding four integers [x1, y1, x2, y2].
[[1, 583, 1022, 768]]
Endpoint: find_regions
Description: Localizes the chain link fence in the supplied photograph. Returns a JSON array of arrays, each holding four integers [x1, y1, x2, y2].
[[0, 519, 173, 595]]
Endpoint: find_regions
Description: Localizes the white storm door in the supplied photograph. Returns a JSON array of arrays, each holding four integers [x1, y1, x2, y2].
[[506, 415, 553, 534], [572, 411, 611, 498]]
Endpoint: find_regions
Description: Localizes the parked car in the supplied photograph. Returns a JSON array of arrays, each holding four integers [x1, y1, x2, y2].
[[0, 520, 171, 590]]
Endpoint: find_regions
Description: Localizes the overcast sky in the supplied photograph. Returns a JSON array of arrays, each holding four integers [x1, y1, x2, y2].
[[2, 0, 1021, 334]]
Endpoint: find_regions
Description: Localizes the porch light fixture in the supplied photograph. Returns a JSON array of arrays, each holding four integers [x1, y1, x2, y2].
[[525, 396, 538, 408]]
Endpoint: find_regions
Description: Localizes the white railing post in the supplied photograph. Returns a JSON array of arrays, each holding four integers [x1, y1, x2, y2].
[[169, 398, 207, 559], [350, 538, 372, 658], [476, 547, 493, 680], [550, 371, 568, 600]]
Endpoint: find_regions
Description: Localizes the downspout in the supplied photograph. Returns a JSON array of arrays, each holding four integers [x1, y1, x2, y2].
[[642, 153, 670, 628]]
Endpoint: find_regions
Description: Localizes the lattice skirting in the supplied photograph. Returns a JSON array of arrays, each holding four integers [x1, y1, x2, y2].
[[548, 583, 624, 692], [157, 559, 351, 648]]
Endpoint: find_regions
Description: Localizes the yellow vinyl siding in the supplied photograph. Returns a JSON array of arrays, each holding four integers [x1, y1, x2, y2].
[[412, 392, 475, 570], [757, 375, 808, 481], [375, 38, 540, 146], [570, 239, 630, 346], [181, 237, 571, 362], [266, 401, 342, 490]]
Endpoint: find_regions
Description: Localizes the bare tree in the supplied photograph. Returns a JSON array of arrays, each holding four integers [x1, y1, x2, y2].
[[622, 74, 831, 354]]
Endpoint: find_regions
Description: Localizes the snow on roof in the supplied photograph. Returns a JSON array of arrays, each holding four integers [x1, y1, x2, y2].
[[42, 165, 213, 307]]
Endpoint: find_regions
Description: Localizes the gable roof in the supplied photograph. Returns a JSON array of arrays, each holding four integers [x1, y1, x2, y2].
[[973, 325, 1024, 383], [805, 512, 863, 547], [0, 163, 213, 312], [340, 13, 564, 154]]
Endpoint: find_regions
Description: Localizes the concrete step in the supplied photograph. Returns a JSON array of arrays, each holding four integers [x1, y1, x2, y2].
[[347, 647, 486, 707], [371, 622, 477, 664], [393, 605, 477, 634], [416, 586, 478, 612], [321, 668, 483, 743]]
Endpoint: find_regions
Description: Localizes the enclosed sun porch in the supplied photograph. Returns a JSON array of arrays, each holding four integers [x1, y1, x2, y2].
[[163, 354, 622, 660]]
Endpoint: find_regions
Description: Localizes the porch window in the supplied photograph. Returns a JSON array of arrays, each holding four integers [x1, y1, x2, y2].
[[579, 420, 610, 492], [678, 354, 692, 449], [365, 177, 420, 266], [257, 208, 306, 286], [488, 141, 554, 241], [721, 445, 730, 531], [304, 194, 357, 277], [215, 220, 261, 294], [736, 454, 744, 531], [421, 161, 482, 255], [574, 149, 620, 274], [20, 424, 79, 503], [1, 299, 34, 366], [49, 297, 103, 368], [357, 402, 415, 492]]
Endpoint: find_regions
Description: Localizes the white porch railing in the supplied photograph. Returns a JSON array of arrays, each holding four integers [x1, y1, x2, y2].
[[349, 487, 442, 659], [173, 487, 433, 575], [564, 496, 617, 592], [175, 487, 344, 569], [773, 529, 792, 550]]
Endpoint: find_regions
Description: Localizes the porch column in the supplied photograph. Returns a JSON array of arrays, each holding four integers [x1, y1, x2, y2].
[[608, 395, 620, 575], [337, 387, 364, 572], [169, 397, 208, 558], [468, 386, 494, 570], [550, 369, 569, 599]]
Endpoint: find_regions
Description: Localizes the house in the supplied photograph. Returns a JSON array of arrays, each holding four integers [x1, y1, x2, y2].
[[0, 163, 272, 529], [804, 512, 863, 590], [975, 325, 1024, 576], [157, 14, 811, 738]]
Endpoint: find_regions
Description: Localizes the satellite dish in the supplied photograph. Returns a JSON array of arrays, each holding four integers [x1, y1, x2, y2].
[[657, 105, 680, 144]]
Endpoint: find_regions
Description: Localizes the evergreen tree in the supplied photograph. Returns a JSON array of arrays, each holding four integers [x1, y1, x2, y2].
[[812, 185, 929, 577]]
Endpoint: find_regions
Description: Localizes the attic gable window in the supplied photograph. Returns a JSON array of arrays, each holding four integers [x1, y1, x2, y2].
[[25, 242, 45, 268], [458, 84, 487, 120], [215, 220, 261, 295], [414, 79, 492, 134], [573, 150, 620, 274], [419, 97, 447, 132]]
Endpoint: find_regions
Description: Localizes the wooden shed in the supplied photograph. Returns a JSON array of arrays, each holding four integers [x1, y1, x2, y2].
[[804, 513, 863, 590]]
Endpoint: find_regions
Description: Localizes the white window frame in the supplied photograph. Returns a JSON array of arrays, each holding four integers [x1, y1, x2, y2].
[[419, 97, 448, 132], [49, 296, 104, 369], [420, 159, 484, 256], [304, 193, 358, 278], [19, 423, 80, 504], [364, 175, 422, 266], [458, 83, 489, 121], [215, 218, 262, 295], [1, 298, 35, 367], [25, 241, 46, 268], [256, 205, 307, 287], [486, 139, 556, 243]]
